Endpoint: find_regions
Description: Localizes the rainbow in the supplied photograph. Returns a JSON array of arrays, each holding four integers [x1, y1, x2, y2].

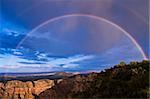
[[16, 14, 148, 60]]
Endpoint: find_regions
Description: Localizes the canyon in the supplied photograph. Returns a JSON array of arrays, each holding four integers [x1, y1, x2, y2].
[[0, 79, 55, 99], [0, 60, 149, 99]]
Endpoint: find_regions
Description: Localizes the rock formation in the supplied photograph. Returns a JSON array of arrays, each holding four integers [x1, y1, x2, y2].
[[0, 60, 149, 99], [38, 60, 149, 99], [0, 79, 54, 99]]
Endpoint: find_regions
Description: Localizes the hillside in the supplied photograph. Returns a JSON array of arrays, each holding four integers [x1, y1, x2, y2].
[[39, 60, 149, 99], [0, 60, 149, 99]]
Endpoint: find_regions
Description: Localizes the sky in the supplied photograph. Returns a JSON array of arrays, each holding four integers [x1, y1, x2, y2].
[[0, 0, 149, 73]]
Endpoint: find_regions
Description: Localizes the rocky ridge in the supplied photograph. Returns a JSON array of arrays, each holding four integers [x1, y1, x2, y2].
[[0, 79, 55, 99], [39, 60, 149, 99], [0, 60, 149, 99]]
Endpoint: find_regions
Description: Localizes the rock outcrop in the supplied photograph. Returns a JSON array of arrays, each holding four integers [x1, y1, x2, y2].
[[0, 60, 149, 99], [38, 60, 149, 99], [39, 78, 74, 99], [0, 79, 54, 99], [33, 79, 54, 95]]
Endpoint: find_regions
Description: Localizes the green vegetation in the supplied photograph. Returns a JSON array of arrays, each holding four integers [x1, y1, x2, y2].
[[70, 60, 149, 98], [38, 60, 149, 99]]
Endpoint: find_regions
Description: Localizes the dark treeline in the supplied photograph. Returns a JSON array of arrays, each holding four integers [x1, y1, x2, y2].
[[39, 60, 150, 99]]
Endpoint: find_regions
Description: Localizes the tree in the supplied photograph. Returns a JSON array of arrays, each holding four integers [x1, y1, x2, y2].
[[117, 61, 126, 67]]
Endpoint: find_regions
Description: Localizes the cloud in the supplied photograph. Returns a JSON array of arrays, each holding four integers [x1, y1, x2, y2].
[[61, 64, 79, 68], [0, 32, 25, 49], [0, 51, 95, 72], [2, 29, 21, 37], [48, 55, 94, 65], [46, 54, 95, 69], [19, 61, 46, 65], [49, 54, 94, 70], [0, 35, 144, 73]]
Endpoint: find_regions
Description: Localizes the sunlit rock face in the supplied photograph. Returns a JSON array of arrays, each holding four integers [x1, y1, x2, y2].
[[33, 79, 55, 95], [15, 16, 144, 72], [0, 79, 54, 99]]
